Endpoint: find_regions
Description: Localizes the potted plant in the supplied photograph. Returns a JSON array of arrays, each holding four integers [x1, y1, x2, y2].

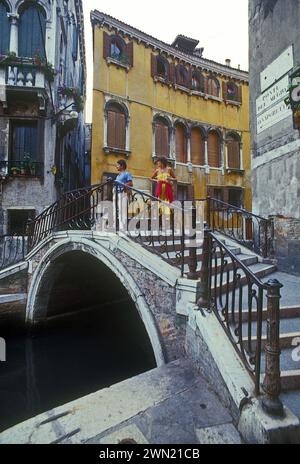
[[10, 166, 20, 176], [22, 153, 36, 176]]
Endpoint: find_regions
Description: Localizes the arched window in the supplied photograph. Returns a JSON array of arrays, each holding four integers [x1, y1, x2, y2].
[[192, 72, 204, 92], [227, 133, 240, 169], [107, 102, 126, 150], [208, 131, 220, 167], [0, 1, 10, 55], [207, 76, 220, 97], [176, 65, 188, 87], [175, 123, 187, 164], [18, 3, 46, 58], [157, 56, 168, 79], [225, 82, 239, 102], [154, 117, 169, 157], [191, 127, 205, 165], [110, 38, 124, 61]]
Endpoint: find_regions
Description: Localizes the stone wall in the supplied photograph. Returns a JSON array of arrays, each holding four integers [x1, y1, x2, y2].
[[249, 0, 300, 274], [274, 216, 300, 275]]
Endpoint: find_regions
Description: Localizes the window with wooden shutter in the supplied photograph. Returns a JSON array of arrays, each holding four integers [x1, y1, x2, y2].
[[155, 120, 169, 157], [191, 128, 204, 165], [176, 65, 188, 87], [0, 1, 9, 55], [19, 4, 46, 58], [207, 77, 220, 97], [226, 82, 239, 102], [126, 41, 133, 66], [208, 131, 220, 168], [175, 124, 187, 163], [103, 31, 110, 59], [107, 104, 126, 150], [151, 54, 157, 77], [227, 135, 240, 169]]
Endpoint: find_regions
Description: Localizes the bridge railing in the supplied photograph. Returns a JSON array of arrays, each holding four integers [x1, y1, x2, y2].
[[112, 182, 205, 276], [205, 197, 275, 259], [200, 229, 283, 413], [27, 181, 112, 251], [0, 235, 27, 271]]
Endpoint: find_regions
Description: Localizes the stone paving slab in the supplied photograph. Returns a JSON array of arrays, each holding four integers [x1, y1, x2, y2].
[[0, 359, 241, 445]]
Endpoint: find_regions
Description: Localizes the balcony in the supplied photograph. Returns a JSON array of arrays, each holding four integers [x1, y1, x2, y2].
[[0, 57, 48, 109], [0, 160, 44, 179]]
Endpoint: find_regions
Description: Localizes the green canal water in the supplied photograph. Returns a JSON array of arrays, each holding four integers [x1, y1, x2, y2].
[[0, 300, 156, 432]]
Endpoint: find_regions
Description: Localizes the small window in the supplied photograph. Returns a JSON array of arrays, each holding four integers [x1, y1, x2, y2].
[[154, 118, 169, 157], [228, 188, 243, 208], [208, 131, 220, 168], [207, 76, 220, 97], [176, 65, 189, 87], [106, 103, 126, 150], [10, 120, 38, 162], [8, 209, 35, 235], [177, 185, 189, 202], [191, 72, 204, 92], [175, 123, 187, 163], [110, 39, 123, 61], [227, 82, 239, 101], [191, 127, 205, 165], [157, 58, 167, 78], [227, 134, 240, 169]]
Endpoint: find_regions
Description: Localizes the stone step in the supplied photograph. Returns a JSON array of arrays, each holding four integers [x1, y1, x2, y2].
[[243, 331, 300, 351], [241, 306, 300, 323]]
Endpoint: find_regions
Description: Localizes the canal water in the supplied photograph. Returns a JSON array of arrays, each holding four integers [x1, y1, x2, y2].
[[0, 299, 156, 432]]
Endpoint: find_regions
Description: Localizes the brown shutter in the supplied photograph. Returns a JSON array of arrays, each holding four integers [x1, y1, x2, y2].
[[175, 125, 186, 163], [116, 112, 126, 150], [227, 140, 240, 169], [103, 31, 110, 59], [155, 122, 169, 157], [204, 76, 208, 94], [151, 54, 157, 77], [191, 128, 204, 165], [107, 110, 116, 147], [237, 85, 242, 103], [222, 81, 228, 101], [126, 41, 133, 66], [188, 67, 193, 89], [169, 63, 175, 83], [208, 132, 220, 168]]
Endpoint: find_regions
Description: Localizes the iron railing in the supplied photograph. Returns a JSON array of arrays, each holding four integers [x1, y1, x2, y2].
[[116, 184, 204, 275], [200, 229, 283, 409], [27, 181, 112, 251], [0, 235, 27, 271], [207, 197, 275, 259]]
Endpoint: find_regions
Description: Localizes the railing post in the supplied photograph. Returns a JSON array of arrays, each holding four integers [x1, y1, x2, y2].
[[187, 205, 198, 280], [206, 196, 211, 228], [262, 279, 284, 417], [197, 228, 212, 309], [114, 185, 119, 233]]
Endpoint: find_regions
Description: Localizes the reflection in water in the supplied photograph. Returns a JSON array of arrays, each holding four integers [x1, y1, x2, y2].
[[0, 300, 156, 432]]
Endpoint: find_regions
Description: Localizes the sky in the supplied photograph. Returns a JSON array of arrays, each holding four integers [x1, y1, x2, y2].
[[82, 0, 249, 122]]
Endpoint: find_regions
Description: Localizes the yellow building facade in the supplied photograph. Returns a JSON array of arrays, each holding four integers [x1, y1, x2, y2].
[[91, 11, 251, 209]]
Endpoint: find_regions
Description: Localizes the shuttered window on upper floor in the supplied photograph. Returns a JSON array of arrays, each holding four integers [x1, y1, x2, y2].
[[227, 136, 240, 169], [155, 119, 169, 157], [175, 124, 187, 164], [19, 3, 46, 58], [0, 1, 9, 55], [207, 76, 220, 97], [208, 131, 220, 168], [191, 128, 205, 166], [107, 104, 126, 150], [103, 32, 133, 67]]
